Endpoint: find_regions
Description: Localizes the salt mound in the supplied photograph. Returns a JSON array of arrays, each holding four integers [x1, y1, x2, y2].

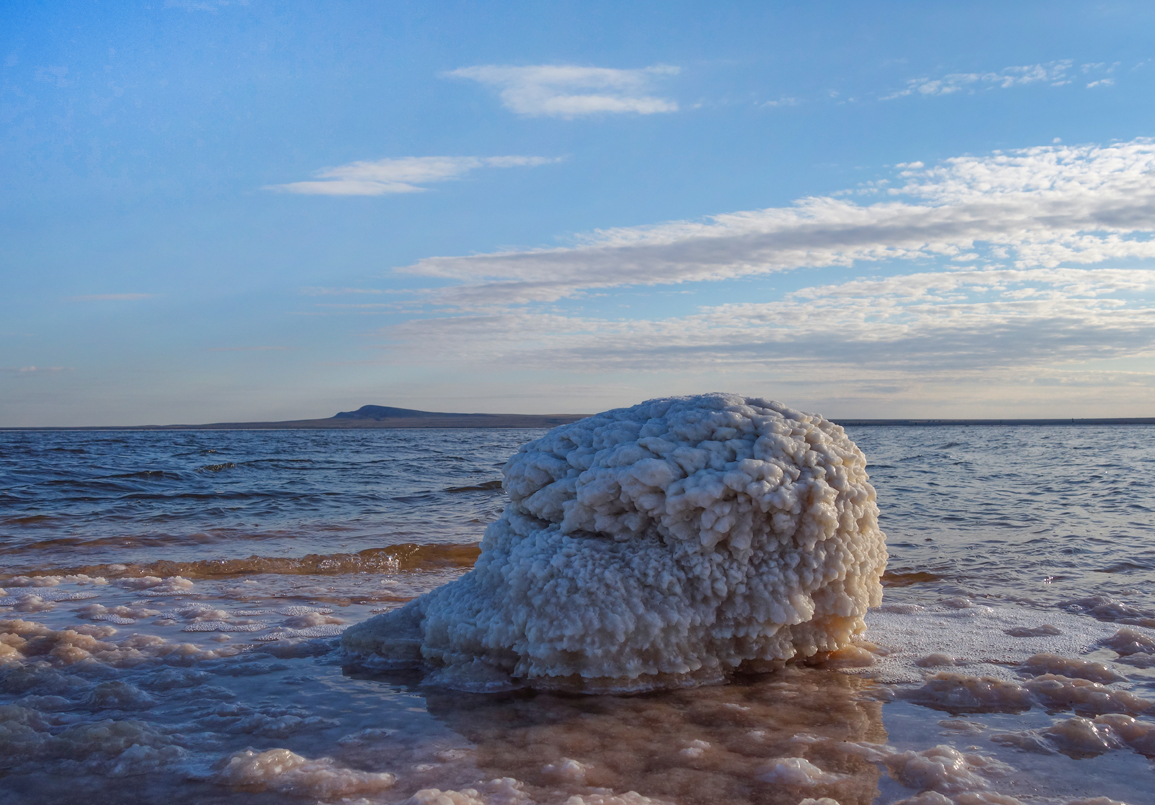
[[342, 394, 887, 690]]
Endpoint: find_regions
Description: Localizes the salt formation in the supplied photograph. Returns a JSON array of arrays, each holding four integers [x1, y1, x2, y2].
[[216, 748, 396, 798], [343, 394, 887, 689]]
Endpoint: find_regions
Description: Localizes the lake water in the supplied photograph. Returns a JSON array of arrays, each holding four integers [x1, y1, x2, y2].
[[1, 426, 1153, 804]]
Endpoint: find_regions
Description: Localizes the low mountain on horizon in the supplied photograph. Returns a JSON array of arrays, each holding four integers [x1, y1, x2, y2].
[[332, 405, 473, 420]]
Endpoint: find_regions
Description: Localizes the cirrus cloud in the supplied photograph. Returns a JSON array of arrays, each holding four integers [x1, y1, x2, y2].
[[266, 155, 560, 196], [2, 366, 71, 375], [883, 60, 1122, 100], [445, 64, 679, 118]]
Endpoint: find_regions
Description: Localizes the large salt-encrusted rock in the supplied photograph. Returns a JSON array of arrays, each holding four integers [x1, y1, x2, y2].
[[342, 394, 887, 690]]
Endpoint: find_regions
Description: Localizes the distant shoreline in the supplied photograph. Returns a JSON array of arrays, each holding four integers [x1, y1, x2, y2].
[[3, 416, 1154, 431], [836, 417, 1155, 426], [0, 414, 588, 432]]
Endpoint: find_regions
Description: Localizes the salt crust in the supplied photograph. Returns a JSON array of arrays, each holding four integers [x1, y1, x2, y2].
[[893, 794, 1026, 805], [543, 758, 590, 784], [182, 621, 267, 633], [0, 589, 100, 606], [562, 795, 671, 805], [2, 574, 107, 588], [846, 743, 1013, 796], [398, 785, 673, 805], [862, 604, 1150, 685], [1019, 653, 1123, 683], [343, 394, 887, 689], [216, 747, 395, 798], [1102, 627, 1155, 656], [1063, 596, 1155, 629], [398, 778, 535, 805], [905, 671, 1152, 716], [991, 714, 1155, 758], [3, 602, 1136, 805], [757, 756, 844, 785]]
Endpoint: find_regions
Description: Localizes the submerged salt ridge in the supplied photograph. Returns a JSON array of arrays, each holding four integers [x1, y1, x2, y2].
[[343, 394, 888, 690], [3, 419, 1155, 804]]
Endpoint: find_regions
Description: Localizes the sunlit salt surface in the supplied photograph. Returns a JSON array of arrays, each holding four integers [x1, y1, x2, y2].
[[343, 395, 887, 691], [2, 421, 1154, 804]]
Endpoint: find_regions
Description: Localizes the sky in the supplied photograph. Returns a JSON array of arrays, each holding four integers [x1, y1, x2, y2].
[[3, 1, 1155, 426]]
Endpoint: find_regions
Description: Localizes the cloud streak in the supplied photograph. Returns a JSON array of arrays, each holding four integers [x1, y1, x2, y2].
[[2, 366, 70, 375], [883, 60, 1124, 100], [346, 138, 1155, 394], [383, 266, 1155, 376], [266, 155, 559, 196], [445, 64, 679, 117], [395, 140, 1155, 307], [67, 293, 153, 301]]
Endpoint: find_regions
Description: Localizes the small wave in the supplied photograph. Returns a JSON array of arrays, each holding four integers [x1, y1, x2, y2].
[[236, 458, 315, 467], [8, 542, 482, 581], [882, 569, 943, 587], [107, 470, 182, 481], [197, 462, 237, 473], [1061, 595, 1155, 628], [0, 589, 100, 605], [0, 514, 57, 526], [0, 530, 288, 556], [1099, 559, 1155, 573], [445, 479, 503, 493]]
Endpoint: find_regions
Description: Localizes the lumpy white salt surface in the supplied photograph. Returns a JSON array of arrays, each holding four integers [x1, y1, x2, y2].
[[342, 394, 888, 690]]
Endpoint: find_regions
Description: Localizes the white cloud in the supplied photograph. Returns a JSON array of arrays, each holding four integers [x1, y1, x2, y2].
[[393, 139, 1155, 307], [266, 155, 558, 196], [884, 60, 1079, 99], [445, 64, 679, 117], [341, 138, 1155, 400], [2, 366, 70, 375], [1087, 78, 1115, 88], [67, 293, 153, 301], [382, 266, 1155, 376]]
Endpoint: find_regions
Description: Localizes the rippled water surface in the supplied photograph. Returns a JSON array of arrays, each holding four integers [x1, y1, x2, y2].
[[1, 429, 533, 572], [1, 426, 1153, 805]]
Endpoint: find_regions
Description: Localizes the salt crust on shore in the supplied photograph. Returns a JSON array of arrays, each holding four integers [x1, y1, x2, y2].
[[3, 578, 1151, 803], [216, 747, 397, 798], [4, 473, 1155, 803], [861, 603, 1145, 684], [343, 394, 887, 689]]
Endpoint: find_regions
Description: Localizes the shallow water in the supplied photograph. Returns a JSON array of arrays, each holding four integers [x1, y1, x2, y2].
[[1, 426, 1153, 804]]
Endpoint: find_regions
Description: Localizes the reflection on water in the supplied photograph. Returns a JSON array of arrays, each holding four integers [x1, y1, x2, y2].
[[416, 668, 886, 805]]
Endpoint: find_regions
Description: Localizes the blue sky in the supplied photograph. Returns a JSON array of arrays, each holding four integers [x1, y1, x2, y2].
[[3, 1, 1155, 425]]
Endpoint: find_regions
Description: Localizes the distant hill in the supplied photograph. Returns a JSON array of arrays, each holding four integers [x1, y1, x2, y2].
[[2, 405, 590, 431], [333, 405, 474, 420], [6, 406, 1154, 431], [311, 405, 585, 429]]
